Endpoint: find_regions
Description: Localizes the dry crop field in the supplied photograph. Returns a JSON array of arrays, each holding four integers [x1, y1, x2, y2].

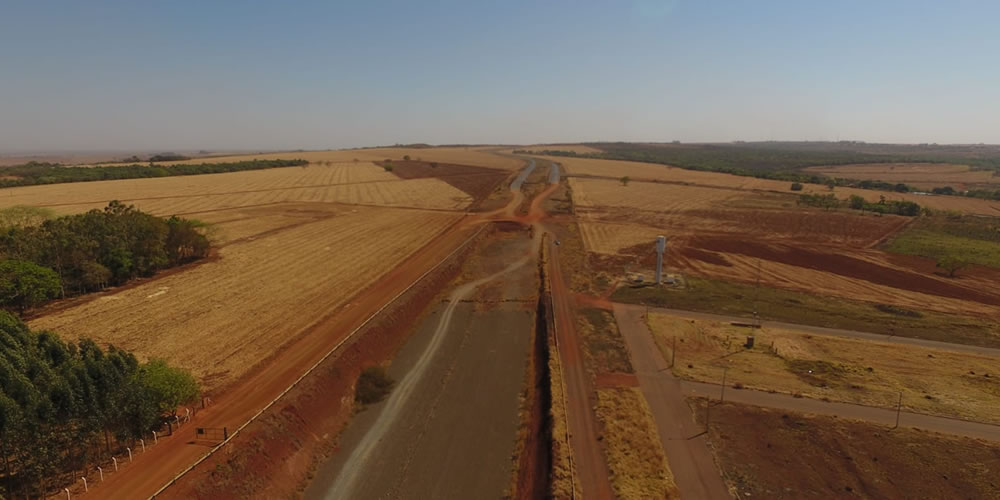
[[0, 162, 478, 216], [565, 163, 1000, 318], [551, 155, 1000, 216], [30, 203, 461, 392], [8, 147, 517, 392], [804, 163, 1000, 190], [164, 146, 525, 171], [648, 312, 1000, 423]]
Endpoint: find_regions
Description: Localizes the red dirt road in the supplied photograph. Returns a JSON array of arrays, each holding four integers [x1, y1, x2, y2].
[[84, 219, 482, 500], [548, 240, 615, 499]]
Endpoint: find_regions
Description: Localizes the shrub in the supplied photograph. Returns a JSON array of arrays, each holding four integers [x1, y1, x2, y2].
[[356, 366, 394, 404], [790, 182, 803, 191]]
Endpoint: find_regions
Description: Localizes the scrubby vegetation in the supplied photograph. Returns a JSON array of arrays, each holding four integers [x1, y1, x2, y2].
[[796, 193, 921, 216], [0, 159, 308, 189], [0, 201, 210, 311], [885, 214, 1000, 269], [355, 366, 394, 405], [0, 312, 199, 497]]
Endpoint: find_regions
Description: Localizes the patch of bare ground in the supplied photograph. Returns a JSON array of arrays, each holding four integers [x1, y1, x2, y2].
[[693, 401, 1000, 499], [596, 387, 679, 499]]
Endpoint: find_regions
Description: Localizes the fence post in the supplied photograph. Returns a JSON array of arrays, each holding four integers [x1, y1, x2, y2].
[[64, 488, 70, 499], [113, 457, 118, 471], [140, 439, 145, 453], [721, 366, 729, 403], [98, 467, 103, 482], [153, 430, 157, 444], [81, 477, 87, 492], [127, 447, 132, 462]]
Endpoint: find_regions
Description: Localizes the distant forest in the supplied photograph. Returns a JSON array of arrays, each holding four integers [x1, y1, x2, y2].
[[0, 158, 308, 189], [516, 142, 1000, 200], [0, 202, 210, 312]]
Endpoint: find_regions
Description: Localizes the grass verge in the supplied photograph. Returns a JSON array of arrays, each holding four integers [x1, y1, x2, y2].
[[578, 308, 633, 375], [884, 214, 1000, 269], [595, 387, 679, 499]]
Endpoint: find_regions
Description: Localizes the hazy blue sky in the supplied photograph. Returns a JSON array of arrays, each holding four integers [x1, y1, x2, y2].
[[1, 0, 997, 151]]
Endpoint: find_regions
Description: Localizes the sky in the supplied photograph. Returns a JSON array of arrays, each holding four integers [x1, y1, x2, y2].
[[1, 0, 998, 151]]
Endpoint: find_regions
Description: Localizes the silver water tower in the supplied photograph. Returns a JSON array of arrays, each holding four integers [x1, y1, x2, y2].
[[655, 235, 666, 285]]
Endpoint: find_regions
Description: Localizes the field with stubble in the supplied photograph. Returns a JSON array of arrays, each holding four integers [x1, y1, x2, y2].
[[29, 203, 461, 392]]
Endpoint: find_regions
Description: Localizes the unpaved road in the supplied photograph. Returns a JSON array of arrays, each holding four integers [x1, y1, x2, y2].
[[613, 304, 731, 500], [317, 252, 532, 498], [680, 380, 1000, 442]]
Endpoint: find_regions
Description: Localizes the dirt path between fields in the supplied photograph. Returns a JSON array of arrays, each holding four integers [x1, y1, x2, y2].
[[680, 380, 1000, 442], [613, 303, 732, 500]]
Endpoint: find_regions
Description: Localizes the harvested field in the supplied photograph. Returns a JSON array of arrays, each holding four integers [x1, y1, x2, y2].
[[569, 177, 741, 213], [649, 312, 1000, 423], [521, 144, 604, 154], [0, 162, 481, 215], [29, 205, 461, 392], [697, 402, 1000, 499], [804, 162, 1000, 189], [554, 155, 1000, 216], [164, 146, 525, 171]]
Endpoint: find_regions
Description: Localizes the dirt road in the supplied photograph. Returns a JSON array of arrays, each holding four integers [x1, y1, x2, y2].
[[548, 244, 615, 499], [644, 305, 1000, 356], [613, 304, 731, 500], [680, 380, 1000, 442]]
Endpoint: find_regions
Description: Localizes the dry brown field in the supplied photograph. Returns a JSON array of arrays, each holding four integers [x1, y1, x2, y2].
[[804, 162, 1000, 190], [568, 169, 1000, 317], [520, 144, 604, 154], [551, 155, 1000, 216], [649, 312, 1000, 423], [698, 402, 1000, 499], [163, 146, 525, 171], [29, 203, 461, 392], [0, 162, 477, 216]]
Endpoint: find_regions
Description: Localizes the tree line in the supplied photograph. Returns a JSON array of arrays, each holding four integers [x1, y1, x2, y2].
[[515, 145, 1000, 200], [797, 193, 922, 216], [0, 159, 308, 189], [0, 311, 199, 497], [0, 202, 210, 312]]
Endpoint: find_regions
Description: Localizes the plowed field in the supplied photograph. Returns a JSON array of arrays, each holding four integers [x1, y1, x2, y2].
[[29, 205, 461, 392]]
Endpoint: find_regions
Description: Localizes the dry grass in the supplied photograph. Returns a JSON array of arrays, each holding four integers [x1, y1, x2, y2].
[[595, 387, 679, 499], [552, 155, 1000, 216], [804, 163, 1000, 189], [30, 205, 460, 392], [569, 177, 741, 214], [648, 312, 1000, 423], [547, 330, 580, 500]]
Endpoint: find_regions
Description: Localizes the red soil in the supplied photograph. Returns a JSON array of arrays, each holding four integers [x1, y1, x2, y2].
[[383, 160, 509, 201], [691, 237, 1000, 306]]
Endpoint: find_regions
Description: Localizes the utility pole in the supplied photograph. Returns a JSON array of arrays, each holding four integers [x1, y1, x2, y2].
[[720, 366, 730, 403], [894, 392, 903, 429], [753, 259, 762, 329], [670, 336, 677, 368]]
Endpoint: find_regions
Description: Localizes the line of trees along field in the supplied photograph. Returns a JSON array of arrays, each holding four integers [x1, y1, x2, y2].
[[517, 144, 1000, 200], [0, 201, 210, 311], [0, 158, 308, 189], [0, 311, 199, 498]]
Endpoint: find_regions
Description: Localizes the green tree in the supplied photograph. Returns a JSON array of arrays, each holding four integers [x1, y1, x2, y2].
[[620, 176, 630, 187], [848, 195, 866, 210], [936, 255, 969, 277], [403, 155, 411, 161], [790, 182, 803, 191], [0, 260, 61, 313], [141, 359, 200, 417]]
